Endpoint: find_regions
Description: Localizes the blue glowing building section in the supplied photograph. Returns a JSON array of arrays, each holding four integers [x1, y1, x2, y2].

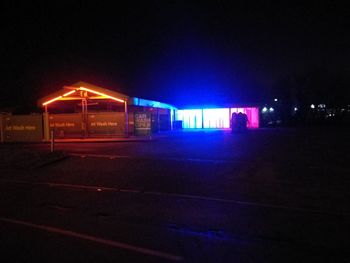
[[129, 97, 177, 110], [177, 109, 202, 128]]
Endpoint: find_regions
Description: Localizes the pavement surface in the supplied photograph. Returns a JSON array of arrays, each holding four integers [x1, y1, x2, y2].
[[0, 128, 349, 262]]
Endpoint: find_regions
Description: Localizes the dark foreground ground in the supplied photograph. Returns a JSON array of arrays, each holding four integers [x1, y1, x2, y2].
[[0, 128, 349, 262]]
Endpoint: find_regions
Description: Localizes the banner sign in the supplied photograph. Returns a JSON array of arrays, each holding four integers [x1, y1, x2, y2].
[[3, 115, 43, 142], [88, 112, 124, 136], [49, 114, 83, 138], [134, 112, 151, 136]]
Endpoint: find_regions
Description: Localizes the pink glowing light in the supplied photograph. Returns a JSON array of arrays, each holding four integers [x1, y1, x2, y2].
[[230, 107, 259, 128]]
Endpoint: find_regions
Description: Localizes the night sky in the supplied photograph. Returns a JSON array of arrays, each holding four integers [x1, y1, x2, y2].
[[1, 1, 349, 110]]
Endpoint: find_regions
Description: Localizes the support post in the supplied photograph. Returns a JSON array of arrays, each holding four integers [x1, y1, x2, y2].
[[229, 107, 232, 129], [0, 114, 3, 143], [157, 108, 160, 132], [170, 109, 173, 131], [43, 106, 50, 142], [201, 109, 204, 129], [50, 130, 55, 152], [81, 99, 87, 138], [124, 99, 129, 137]]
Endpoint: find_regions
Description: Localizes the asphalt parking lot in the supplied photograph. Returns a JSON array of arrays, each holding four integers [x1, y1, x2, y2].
[[0, 128, 349, 262]]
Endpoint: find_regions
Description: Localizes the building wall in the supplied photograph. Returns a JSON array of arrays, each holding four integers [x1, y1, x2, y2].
[[49, 112, 127, 138], [0, 106, 172, 142]]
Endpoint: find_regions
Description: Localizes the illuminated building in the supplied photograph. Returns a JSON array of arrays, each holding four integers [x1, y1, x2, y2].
[[1, 81, 260, 142], [176, 107, 259, 129], [37, 81, 176, 139]]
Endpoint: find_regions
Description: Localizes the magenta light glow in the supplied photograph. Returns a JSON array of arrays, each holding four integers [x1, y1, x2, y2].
[[230, 107, 259, 128], [177, 107, 259, 129]]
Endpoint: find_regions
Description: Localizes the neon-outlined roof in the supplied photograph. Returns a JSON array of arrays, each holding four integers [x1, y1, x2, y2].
[[37, 81, 177, 110]]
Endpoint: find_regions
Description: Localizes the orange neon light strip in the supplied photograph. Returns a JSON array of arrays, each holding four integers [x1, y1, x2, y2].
[[62, 90, 76, 97], [42, 90, 76, 106], [42, 86, 124, 106], [79, 87, 125, 103], [42, 95, 63, 106]]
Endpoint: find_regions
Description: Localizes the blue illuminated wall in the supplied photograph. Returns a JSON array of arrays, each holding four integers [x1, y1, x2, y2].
[[177, 109, 202, 128]]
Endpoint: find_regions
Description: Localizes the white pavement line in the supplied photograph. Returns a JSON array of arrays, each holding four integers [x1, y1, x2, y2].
[[119, 189, 140, 193], [0, 179, 142, 194], [68, 152, 240, 164], [0, 217, 183, 262], [160, 157, 232, 164], [69, 153, 132, 159], [47, 182, 119, 192], [1, 178, 349, 216], [142, 191, 350, 217], [0, 179, 120, 192]]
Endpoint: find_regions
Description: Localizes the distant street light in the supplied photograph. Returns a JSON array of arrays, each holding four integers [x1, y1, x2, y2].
[[262, 107, 268, 113], [310, 104, 315, 109], [269, 107, 274, 112], [274, 98, 278, 102]]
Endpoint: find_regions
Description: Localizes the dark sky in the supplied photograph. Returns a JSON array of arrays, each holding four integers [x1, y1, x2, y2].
[[1, 1, 349, 108]]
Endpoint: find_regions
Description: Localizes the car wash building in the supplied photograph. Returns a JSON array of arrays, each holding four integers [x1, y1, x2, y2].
[[37, 81, 177, 140], [1, 81, 260, 142]]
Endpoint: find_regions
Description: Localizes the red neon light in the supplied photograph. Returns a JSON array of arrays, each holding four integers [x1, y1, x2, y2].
[[79, 87, 124, 103]]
